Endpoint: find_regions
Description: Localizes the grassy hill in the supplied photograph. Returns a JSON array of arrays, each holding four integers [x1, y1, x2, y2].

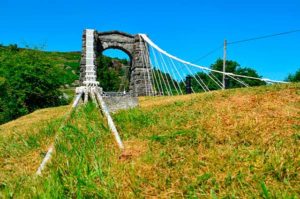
[[0, 83, 299, 198]]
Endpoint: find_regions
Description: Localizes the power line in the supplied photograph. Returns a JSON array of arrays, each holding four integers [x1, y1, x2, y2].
[[192, 29, 300, 63], [228, 29, 300, 45], [193, 44, 223, 63]]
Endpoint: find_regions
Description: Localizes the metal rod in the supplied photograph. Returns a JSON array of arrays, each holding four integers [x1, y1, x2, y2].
[[94, 89, 124, 150], [36, 92, 83, 175], [72, 92, 83, 108]]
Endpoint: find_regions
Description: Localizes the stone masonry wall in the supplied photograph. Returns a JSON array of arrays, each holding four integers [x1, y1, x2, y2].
[[130, 35, 153, 96], [102, 96, 138, 113]]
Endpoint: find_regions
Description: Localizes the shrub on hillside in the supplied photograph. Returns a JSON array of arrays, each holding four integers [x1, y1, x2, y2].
[[0, 47, 67, 124], [286, 68, 300, 82]]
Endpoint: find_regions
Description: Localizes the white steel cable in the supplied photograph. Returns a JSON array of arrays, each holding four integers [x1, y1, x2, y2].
[[158, 52, 174, 96], [190, 66, 210, 91], [139, 34, 287, 84], [36, 91, 83, 175], [208, 71, 224, 89], [148, 53, 162, 95], [164, 55, 182, 95], [143, 44, 154, 96], [191, 86, 196, 94], [94, 89, 124, 150], [172, 59, 187, 87], [150, 46, 165, 95], [139, 38, 149, 96], [182, 63, 209, 92], [160, 52, 180, 95], [227, 74, 249, 87], [151, 46, 171, 95], [144, 45, 159, 95], [167, 57, 184, 95]]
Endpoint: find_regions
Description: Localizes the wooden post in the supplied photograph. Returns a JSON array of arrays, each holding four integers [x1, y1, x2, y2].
[[222, 39, 227, 90]]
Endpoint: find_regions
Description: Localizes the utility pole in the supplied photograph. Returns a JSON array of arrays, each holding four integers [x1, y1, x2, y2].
[[222, 39, 227, 90]]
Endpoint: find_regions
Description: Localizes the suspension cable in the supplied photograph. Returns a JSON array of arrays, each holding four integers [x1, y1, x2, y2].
[[139, 34, 287, 84]]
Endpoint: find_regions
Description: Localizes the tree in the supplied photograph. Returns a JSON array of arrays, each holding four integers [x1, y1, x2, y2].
[[210, 59, 265, 88], [96, 55, 130, 92], [235, 67, 265, 86], [190, 59, 265, 92], [286, 68, 300, 82], [0, 47, 67, 124], [0, 77, 12, 123]]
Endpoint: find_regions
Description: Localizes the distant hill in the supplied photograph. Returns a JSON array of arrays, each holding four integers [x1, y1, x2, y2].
[[0, 44, 128, 124], [0, 83, 299, 198]]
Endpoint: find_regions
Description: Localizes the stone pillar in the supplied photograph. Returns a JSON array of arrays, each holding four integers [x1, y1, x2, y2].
[[79, 29, 98, 86], [130, 36, 153, 96]]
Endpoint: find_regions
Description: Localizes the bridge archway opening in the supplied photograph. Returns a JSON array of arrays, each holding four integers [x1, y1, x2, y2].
[[80, 30, 152, 96], [97, 48, 131, 93]]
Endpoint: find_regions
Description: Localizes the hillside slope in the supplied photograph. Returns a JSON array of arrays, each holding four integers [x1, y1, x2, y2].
[[0, 83, 299, 198]]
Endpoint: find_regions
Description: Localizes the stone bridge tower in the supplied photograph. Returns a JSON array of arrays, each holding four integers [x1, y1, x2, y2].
[[79, 29, 153, 96]]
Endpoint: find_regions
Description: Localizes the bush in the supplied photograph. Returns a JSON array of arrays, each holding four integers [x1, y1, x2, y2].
[[286, 68, 300, 82], [0, 47, 67, 124]]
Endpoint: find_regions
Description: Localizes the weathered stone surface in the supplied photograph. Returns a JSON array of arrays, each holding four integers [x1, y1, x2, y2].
[[102, 96, 138, 113], [79, 30, 153, 96]]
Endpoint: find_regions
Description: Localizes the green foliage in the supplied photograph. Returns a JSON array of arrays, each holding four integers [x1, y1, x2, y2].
[[0, 77, 11, 122], [8, 44, 19, 52], [0, 46, 68, 124], [260, 182, 270, 199], [235, 67, 266, 86], [286, 68, 300, 82], [96, 55, 129, 92], [0, 45, 132, 124], [191, 59, 266, 92]]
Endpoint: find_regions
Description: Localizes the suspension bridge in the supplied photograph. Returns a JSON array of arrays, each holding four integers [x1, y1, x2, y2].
[[36, 29, 288, 175], [79, 29, 286, 97]]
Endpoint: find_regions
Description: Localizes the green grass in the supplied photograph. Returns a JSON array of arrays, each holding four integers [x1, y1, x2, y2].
[[0, 83, 299, 198], [0, 103, 121, 198]]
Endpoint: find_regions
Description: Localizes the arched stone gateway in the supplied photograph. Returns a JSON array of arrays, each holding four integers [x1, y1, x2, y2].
[[79, 29, 153, 96]]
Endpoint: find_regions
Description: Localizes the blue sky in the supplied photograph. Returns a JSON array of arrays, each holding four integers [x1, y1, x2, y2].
[[0, 0, 299, 80]]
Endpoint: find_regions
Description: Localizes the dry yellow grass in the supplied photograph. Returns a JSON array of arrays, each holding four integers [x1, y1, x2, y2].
[[138, 93, 200, 109], [0, 105, 70, 137], [0, 105, 70, 186], [113, 83, 300, 198]]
